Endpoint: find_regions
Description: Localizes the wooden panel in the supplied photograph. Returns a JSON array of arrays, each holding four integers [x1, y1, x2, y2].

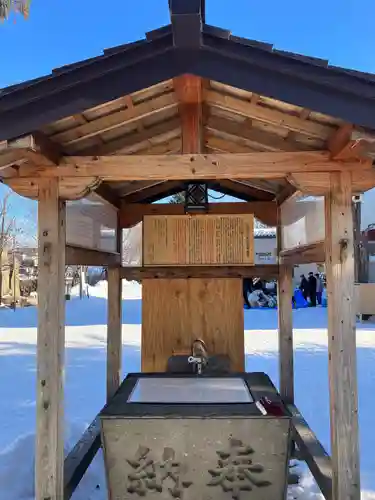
[[36, 179, 65, 500], [143, 214, 254, 266], [142, 278, 244, 372]]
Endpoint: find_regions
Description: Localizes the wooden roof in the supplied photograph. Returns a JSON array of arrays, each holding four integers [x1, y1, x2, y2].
[[1, 0, 375, 205]]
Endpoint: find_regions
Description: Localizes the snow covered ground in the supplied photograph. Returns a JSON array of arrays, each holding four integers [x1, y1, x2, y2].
[[0, 281, 374, 499]]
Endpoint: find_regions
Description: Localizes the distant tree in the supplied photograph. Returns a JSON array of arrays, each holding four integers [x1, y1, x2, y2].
[[0, 192, 24, 303], [0, 0, 30, 20], [169, 192, 186, 204]]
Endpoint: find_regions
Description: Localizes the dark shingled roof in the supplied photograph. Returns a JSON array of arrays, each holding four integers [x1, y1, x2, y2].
[[1, 0, 375, 140]]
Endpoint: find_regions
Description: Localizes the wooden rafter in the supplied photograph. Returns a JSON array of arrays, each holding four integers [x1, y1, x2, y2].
[[207, 180, 275, 202], [206, 116, 313, 152], [205, 135, 258, 154], [74, 118, 181, 156], [120, 201, 278, 228], [120, 180, 186, 203], [204, 89, 334, 138], [51, 92, 178, 146]]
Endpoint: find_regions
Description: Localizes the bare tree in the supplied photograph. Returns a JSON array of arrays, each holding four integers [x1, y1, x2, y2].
[[0, 192, 24, 303], [0, 0, 30, 19]]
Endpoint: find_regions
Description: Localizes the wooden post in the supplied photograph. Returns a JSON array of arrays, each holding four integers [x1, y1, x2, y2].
[[36, 179, 66, 500], [325, 171, 360, 500], [277, 265, 294, 403], [106, 266, 122, 400], [277, 214, 294, 404]]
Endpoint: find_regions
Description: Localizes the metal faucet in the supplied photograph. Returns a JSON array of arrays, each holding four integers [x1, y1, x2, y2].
[[188, 339, 208, 375]]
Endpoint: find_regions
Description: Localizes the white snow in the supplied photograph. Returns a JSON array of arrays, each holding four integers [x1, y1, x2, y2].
[[0, 281, 374, 499], [71, 279, 142, 300]]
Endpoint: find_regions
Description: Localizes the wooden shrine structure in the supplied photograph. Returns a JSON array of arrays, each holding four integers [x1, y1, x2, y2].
[[1, 1, 375, 498]]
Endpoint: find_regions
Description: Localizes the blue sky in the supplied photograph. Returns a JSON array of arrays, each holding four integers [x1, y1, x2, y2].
[[1, 0, 375, 227]]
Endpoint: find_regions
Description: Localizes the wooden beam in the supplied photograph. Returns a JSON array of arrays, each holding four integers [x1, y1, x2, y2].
[[206, 115, 313, 152], [107, 267, 122, 401], [66, 245, 120, 266], [51, 92, 177, 146], [279, 240, 325, 265], [16, 152, 369, 181], [120, 201, 278, 228], [277, 263, 294, 404], [36, 179, 65, 500], [204, 89, 334, 138], [121, 265, 279, 280], [325, 171, 360, 500], [206, 134, 259, 153], [72, 119, 181, 156], [288, 404, 332, 500], [64, 417, 101, 500]]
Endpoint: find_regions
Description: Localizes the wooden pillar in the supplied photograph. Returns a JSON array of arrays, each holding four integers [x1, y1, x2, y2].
[[325, 171, 360, 500], [277, 214, 294, 404], [36, 179, 66, 500], [277, 265, 294, 403], [107, 267, 122, 400]]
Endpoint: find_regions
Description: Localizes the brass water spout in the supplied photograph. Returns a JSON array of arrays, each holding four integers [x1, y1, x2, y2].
[[188, 339, 208, 375]]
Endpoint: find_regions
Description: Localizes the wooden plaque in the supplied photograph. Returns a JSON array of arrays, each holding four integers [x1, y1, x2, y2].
[[143, 214, 254, 266]]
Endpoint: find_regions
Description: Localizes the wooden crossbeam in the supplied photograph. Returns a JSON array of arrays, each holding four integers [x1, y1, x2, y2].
[[14, 152, 369, 181], [204, 89, 334, 138], [120, 201, 277, 228], [121, 265, 279, 280]]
